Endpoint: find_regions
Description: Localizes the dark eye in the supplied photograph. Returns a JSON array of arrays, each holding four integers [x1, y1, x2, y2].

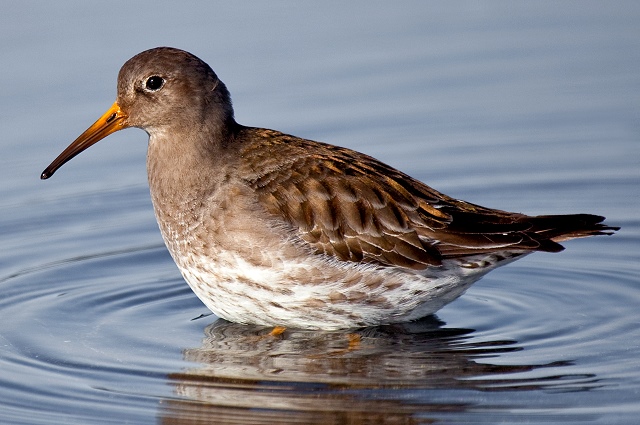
[[145, 76, 164, 91]]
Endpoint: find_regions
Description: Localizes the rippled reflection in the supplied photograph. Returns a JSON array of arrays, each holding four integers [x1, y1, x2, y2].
[[160, 318, 598, 424]]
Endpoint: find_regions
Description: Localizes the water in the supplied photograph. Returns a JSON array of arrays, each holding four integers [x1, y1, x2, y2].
[[1, 2, 639, 423]]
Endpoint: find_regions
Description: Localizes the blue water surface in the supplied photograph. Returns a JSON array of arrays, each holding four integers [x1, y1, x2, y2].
[[1, 2, 639, 424]]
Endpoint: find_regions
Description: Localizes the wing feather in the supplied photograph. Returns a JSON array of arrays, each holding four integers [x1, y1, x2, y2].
[[239, 128, 617, 270]]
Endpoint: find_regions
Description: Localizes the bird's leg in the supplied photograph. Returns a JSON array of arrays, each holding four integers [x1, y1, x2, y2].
[[267, 326, 286, 337]]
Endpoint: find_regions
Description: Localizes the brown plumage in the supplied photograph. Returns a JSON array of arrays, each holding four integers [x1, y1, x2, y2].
[[41, 47, 618, 329], [238, 128, 615, 267]]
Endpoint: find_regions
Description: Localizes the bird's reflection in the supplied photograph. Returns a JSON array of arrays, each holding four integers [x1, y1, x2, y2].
[[160, 316, 598, 424]]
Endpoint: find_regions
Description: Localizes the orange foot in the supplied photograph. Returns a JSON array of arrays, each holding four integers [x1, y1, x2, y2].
[[267, 326, 287, 337], [346, 333, 361, 350]]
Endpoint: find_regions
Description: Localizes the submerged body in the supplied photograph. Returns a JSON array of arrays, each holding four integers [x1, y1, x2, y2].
[[148, 126, 522, 328], [42, 47, 618, 329]]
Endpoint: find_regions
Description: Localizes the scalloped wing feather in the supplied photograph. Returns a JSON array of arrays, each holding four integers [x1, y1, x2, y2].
[[240, 128, 617, 270]]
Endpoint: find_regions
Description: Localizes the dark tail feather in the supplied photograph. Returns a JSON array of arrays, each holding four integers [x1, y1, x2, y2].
[[528, 214, 619, 247]]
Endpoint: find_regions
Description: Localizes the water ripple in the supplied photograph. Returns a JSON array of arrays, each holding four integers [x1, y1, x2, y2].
[[2, 237, 636, 424]]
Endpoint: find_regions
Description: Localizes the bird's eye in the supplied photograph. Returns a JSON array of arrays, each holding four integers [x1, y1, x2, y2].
[[145, 76, 165, 91]]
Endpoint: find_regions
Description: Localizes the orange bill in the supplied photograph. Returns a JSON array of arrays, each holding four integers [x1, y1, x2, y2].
[[41, 102, 128, 179]]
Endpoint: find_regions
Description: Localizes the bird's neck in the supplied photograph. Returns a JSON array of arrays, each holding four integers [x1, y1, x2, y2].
[[145, 119, 240, 241]]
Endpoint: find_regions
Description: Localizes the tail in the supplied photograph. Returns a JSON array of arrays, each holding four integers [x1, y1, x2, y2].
[[526, 214, 619, 250]]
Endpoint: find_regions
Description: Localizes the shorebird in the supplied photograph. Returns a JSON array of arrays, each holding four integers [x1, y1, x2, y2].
[[41, 47, 618, 329]]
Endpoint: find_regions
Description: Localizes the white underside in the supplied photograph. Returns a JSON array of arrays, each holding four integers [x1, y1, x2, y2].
[[175, 248, 519, 330]]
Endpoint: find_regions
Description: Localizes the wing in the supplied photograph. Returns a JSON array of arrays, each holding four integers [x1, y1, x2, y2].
[[239, 128, 613, 270]]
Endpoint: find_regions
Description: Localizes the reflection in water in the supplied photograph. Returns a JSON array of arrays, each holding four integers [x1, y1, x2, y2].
[[160, 317, 599, 424]]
